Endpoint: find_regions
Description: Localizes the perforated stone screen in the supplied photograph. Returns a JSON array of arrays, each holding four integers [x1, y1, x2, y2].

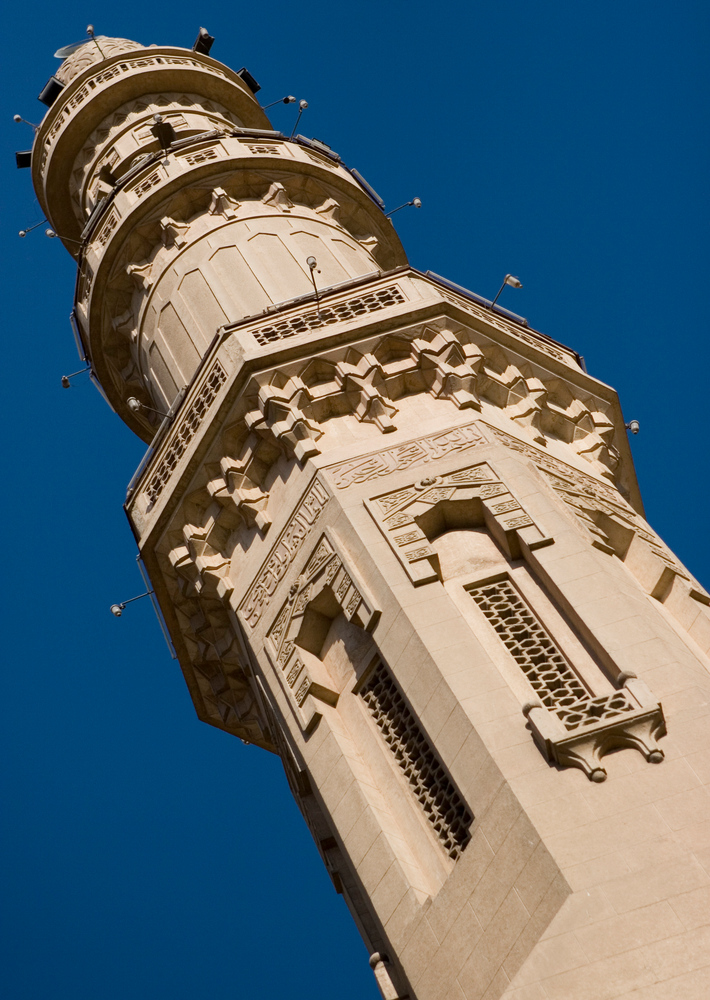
[[251, 285, 406, 345], [144, 360, 227, 503], [361, 661, 472, 859], [467, 579, 634, 731]]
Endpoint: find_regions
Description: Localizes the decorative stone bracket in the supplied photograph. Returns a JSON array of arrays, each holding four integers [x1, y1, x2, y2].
[[523, 674, 666, 782], [366, 461, 553, 585], [245, 376, 323, 463]]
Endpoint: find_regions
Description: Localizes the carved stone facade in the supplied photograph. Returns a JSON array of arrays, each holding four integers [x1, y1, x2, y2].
[[34, 32, 710, 1000]]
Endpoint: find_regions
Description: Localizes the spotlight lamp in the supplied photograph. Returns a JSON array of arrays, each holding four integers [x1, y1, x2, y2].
[[127, 396, 169, 418], [290, 99, 309, 138], [13, 113, 39, 130], [306, 256, 323, 318], [86, 25, 105, 57], [192, 27, 214, 55], [625, 420, 640, 435], [18, 218, 47, 237], [491, 273, 523, 308], [110, 591, 154, 617], [262, 95, 297, 110], [45, 228, 84, 247], [385, 197, 422, 218], [150, 114, 178, 150], [61, 366, 91, 388]]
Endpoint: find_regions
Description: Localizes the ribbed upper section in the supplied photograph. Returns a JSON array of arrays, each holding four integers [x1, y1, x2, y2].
[[31, 38, 407, 437]]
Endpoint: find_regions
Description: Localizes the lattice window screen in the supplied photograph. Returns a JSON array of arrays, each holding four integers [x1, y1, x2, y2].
[[360, 661, 472, 859], [468, 579, 634, 731]]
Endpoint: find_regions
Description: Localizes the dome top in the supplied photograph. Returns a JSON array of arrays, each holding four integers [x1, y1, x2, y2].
[[56, 37, 145, 85]]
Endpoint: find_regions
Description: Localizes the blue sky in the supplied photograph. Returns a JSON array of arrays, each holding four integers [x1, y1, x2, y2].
[[2, 3, 708, 999]]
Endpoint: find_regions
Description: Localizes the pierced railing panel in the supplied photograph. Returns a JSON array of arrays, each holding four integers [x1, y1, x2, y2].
[[145, 360, 227, 504], [251, 285, 406, 346]]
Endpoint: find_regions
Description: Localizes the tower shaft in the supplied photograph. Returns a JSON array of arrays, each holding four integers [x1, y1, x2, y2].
[[32, 34, 710, 1000]]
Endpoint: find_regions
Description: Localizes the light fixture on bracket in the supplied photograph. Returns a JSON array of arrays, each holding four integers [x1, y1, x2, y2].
[[625, 420, 640, 435], [262, 95, 297, 110], [61, 366, 91, 388], [290, 100, 309, 139], [491, 273, 523, 308], [13, 113, 39, 131], [109, 556, 177, 657], [18, 218, 48, 237], [110, 591, 154, 617], [53, 24, 103, 60], [127, 396, 169, 419], [85, 25, 105, 58], [45, 228, 84, 247], [306, 256, 323, 320], [385, 197, 422, 218]]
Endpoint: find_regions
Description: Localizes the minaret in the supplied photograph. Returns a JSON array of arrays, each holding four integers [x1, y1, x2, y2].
[[28, 33, 710, 1000]]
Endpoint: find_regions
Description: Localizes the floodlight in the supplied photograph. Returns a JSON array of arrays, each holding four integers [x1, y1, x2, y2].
[[385, 197, 422, 218], [38, 76, 64, 107], [150, 114, 178, 149], [192, 27, 215, 55], [237, 67, 261, 94]]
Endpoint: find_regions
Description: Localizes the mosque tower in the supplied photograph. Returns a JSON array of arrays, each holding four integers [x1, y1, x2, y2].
[[24, 30, 710, 1000]]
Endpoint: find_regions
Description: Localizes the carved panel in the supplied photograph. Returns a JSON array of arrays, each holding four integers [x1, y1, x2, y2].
[[366, 461, 552, 585], [264, 530, 379, 730], [242, 320, 617, 476], [239, 478, 330, 629], [488, 425, 689, 583], [154, 567, 270, 747]]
